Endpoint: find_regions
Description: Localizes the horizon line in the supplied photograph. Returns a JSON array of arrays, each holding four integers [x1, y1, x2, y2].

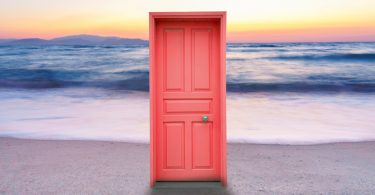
[[1, 34, 375, 44]]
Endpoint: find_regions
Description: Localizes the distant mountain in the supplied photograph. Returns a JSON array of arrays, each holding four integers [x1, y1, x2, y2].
[[0, 35, 148, 46], [0, 39, 15, 44], [1, 38, 50, 45]]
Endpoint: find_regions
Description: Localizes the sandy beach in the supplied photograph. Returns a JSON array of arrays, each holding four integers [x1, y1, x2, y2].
[[1, 138, 375, 194]]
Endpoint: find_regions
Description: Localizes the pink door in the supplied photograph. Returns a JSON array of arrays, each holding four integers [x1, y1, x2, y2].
[[149, 12, 226, 185]]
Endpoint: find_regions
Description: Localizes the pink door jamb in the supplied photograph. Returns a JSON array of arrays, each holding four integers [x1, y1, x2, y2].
[[149, 12, 227, 187]]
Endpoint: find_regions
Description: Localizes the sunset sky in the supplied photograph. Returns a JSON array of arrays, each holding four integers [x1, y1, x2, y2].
[[1, 0, 375, 42]]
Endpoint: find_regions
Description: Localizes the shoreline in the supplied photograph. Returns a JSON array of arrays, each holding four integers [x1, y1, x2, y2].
[[1, 137, 375, 194], [2, 135, 375, 146]]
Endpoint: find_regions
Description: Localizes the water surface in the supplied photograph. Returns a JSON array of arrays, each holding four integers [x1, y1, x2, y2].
[[1, 42, 375, 144]]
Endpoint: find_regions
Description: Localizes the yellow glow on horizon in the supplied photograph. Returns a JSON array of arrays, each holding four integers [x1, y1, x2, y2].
[[1, 0, 375, 42]]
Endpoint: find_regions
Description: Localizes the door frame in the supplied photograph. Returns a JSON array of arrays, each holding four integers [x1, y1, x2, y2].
[[149, 11, 227, 186]]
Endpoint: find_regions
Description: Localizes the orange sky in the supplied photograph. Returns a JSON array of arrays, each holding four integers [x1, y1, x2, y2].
[[1, 0, 375, 42]]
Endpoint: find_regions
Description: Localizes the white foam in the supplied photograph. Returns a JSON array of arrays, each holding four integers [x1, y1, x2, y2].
[[227, 92, 375, 144], [1, 89, 375, 144]]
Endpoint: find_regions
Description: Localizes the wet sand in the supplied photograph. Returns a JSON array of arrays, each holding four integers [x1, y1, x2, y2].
[[1, 138, 375, 194]]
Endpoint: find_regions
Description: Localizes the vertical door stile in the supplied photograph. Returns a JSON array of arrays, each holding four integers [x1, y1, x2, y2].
[[184, 25, 193, 171]]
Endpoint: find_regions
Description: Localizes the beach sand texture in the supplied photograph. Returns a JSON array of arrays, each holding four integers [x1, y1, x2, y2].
[[1, 138, 375, 194]]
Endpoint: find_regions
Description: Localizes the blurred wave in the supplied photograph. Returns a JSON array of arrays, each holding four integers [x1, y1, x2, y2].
[[268, 53, 375, 61], [227, 82, 375, 93], [1, 42, 375, 93]]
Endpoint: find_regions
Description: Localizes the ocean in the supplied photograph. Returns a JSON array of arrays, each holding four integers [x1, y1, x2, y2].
[[1, 42, 375, 144]]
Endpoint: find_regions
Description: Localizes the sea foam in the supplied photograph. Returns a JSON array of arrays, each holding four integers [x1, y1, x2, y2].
[[1, 89, 374, 145]]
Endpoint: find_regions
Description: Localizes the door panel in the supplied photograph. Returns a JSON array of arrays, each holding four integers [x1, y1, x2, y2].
[[163, 122, 185, 169], [164, 99, 211, 114], [164, 29, 185, 91], [192, 122, 213, 169], [192, 28, 212, 91], [156, 21, 220, 181]]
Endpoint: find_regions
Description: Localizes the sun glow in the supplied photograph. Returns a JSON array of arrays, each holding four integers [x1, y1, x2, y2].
[[1, 0, 374, 42]]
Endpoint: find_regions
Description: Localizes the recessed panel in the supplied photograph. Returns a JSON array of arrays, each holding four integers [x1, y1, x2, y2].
[[163, 122, 185, 169], [164, 99, 211, 113], [192, 29, 211, 91], [164, 29, 185, 91], [192, 122, 213, 169]]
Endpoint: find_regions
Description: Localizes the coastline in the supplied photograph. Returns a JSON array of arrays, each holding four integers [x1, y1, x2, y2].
[[1, 137, 375, 194]]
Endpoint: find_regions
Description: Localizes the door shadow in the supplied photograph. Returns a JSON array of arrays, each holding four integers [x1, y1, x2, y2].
[[147, 182, 232, 195]]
